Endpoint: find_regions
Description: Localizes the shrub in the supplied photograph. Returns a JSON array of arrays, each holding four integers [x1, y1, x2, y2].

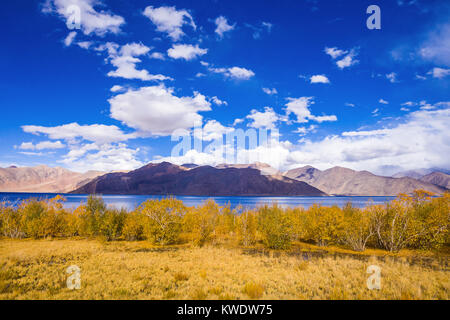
[[98, 208, 126, 241], [0, 203, 24, 238], [303, 205, 345, 246], [341, 203, 375, 251], [140, 198, 186, 245], [257, 205, 294, 249], [122, 211, 145, 241], [236, 210, 257, 246], [184, 200, 219, 246]]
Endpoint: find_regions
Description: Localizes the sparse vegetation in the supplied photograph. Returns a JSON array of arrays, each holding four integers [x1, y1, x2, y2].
[[0, 190, 448, 299]]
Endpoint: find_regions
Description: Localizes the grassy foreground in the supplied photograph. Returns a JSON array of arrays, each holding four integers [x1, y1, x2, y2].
[[0, 239, 448, 300]]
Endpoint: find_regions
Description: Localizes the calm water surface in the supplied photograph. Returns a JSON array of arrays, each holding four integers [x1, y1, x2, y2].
[[0, 193, 395, 210]]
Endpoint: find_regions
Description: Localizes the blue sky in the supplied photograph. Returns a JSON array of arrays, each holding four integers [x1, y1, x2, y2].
[[0, 0, 448, 175]]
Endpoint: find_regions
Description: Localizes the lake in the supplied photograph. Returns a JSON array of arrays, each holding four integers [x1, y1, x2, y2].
[[0, 193, 396, 210]]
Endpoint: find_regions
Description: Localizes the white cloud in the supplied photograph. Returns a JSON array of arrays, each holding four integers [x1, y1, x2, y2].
[[214, 16, 235, 38], [167, 44, 207, 60], [151, 104, 450, 175], [285, 97, 337, 123], [246, 107, 279, 129], [310, 74, 330, 84], [245, 22, 273, 39], [325, 47, 358, 69], [150, 52, 165, 60], [22, 123, 134, 144], [401, 101, 416, 106], [17, 141, 65, 151], [418, 23, 450, 66], [108, 85, 212, 136], [233, 118, 244, 126], [96, 42, 172, 81], [287, 106, 450, 174], [386, 72, 398, 83], [336, 52, 358, 69], [211, 96, 228, 106], [372, 108, 380, 115], [60, 142, 144, 172], [143, 6, 196, 41], [262, 88, 278, 95], [43, 0, 125, 36], [345, 103, 355, 107], [428, 67, 450, 79], [194, 120, 234, 141], [324, 47, 347, 59], [379, 99, 389, 104], [64, 31, 77, 46], [110, 85, 124, 92], [77, 41, 93, 49], [209, 66, 255, 80], [294, 125, 317, 136]]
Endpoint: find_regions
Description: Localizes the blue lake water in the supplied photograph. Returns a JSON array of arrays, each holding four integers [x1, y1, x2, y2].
[[0, 193, 396, 210]]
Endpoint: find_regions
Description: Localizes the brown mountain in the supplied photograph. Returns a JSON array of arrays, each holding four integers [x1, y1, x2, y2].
[[284, 166, 446, 196], [419, 172, 450, 189], [216, 162, 281, 176], [72, 162, 326, 196], [0, 165, 104, 193]]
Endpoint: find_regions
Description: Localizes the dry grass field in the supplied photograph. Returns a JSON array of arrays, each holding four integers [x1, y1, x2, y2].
[[0, 239, 448, 300]]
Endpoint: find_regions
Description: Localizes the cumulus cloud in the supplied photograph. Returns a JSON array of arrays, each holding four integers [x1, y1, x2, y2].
[[379, 99, 389, 104], [42, 0, 125, 36], [246, 107, 280, 129], [163, 104, 450, 175], [60, 142, 144, 172], [324, 47, 347, 59], [167, 44, 207, 60], [18, 141, 66, 150], [193, 120, 234, 141], [64, 31, 76, 46], [108, 85, 212, 136], [285, 97, 337, 123], [428, 67, 450, 79], [95, 42, 172, 81], [214, 16, 235, 38], [22, 123, 135, 144], [208, 66, 255, 80], [211, 96, 228, 106], [262, 88, 277, 95], [325, 47, 358, 69], [143, 6, 196, 41], [310, 75, 330, 84], [150, 52, 165, 60], [386, 72, 398, 83]]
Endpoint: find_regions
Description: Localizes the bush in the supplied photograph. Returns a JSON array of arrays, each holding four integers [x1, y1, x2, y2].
[[257, 205, 294, 249], [140, 198, 186, 245], [123, 211, 145, 241], [0, 203, 24, 238], [304, 205, 344, 246], [236, 210, 257, 246], [341, 203, 375, 251], [184, 200, 219, 246]]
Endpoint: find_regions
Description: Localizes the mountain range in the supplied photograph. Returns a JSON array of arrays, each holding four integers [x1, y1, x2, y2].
[[72, 162, 326, 196], [0, 165, 104, 193], [284, 166, 447, 196], [0, 162, 448, 196]]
